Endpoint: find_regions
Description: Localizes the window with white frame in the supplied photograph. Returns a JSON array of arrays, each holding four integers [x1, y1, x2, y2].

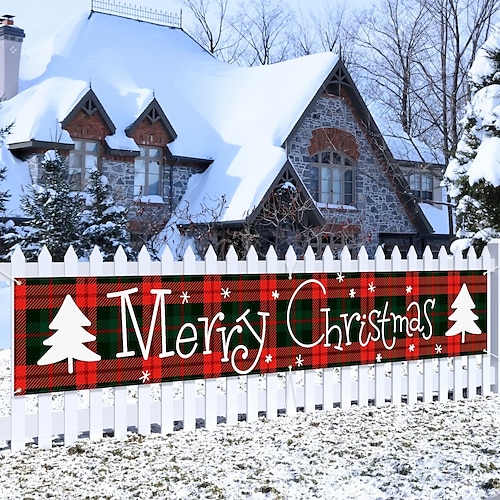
[[311, 150, 355, 205], [134, 146, 162, 197], [408, 172, 433, 201], [68, 139, 99, 189]]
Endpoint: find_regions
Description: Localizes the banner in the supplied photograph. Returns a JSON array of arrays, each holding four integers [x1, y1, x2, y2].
[[13, 271, 487, 395]]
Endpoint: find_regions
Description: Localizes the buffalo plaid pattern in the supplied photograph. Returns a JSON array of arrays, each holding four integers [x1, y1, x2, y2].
[[13, 271, 487, 395]]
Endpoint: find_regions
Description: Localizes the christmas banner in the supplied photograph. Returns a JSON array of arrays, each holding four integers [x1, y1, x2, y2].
[[13, 271, 487, 395]]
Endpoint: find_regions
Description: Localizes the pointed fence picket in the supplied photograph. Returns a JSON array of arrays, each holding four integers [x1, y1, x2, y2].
[[0, 241, 499, 452]]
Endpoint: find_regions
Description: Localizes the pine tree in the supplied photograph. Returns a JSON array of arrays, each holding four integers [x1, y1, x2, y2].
[[444, 34, 500, 253], [14, 153, 83, 261], [80, 169, 133, 260], [0, 165, 12, 257], [0, 124, 13, 258]]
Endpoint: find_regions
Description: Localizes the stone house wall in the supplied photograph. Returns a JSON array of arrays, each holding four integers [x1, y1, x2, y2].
[[23, 148, 205, 243], [287, 94, 416, 256]]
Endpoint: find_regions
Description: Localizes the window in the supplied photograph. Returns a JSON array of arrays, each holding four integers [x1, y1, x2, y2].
[[408, 173, 433, 201], [311, 150, 355, 205], [68, 139, 99, 188], [134, 146, 162, 197]]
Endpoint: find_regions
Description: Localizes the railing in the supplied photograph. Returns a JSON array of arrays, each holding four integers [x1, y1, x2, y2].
[[90, 0, 182, 28], [0, 241, 499, 452]]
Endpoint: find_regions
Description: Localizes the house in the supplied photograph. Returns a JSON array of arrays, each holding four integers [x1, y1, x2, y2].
[[0, 5, 451, 260]]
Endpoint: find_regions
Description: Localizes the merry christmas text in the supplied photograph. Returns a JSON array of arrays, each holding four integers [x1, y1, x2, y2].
[[106, 279, 436, 375]]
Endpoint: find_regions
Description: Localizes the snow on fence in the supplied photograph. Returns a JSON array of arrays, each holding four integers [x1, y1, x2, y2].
[[1, 241, 499, 452]]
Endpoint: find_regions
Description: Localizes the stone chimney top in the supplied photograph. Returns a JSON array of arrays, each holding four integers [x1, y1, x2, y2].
[[0, 14, 25, 100], [1, 15, 15, 26]]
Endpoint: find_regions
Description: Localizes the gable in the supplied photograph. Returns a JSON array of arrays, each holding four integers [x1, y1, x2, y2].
[[61, 89, 115, 140], [246, 161, 324, 227], [126, 98, 177, 147], [286, 59, 433, 237]]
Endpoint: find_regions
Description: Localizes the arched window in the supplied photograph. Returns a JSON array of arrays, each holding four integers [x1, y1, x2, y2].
[[311, 150, 355, 205]]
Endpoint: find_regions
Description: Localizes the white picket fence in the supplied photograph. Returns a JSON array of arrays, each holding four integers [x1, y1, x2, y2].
[[1, 240, 499, 452]]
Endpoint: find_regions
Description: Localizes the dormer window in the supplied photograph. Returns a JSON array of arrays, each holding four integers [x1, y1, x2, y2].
[[134, 146, 162, 197], [311, 150, 355, 205], [68, 139, 99, 189]]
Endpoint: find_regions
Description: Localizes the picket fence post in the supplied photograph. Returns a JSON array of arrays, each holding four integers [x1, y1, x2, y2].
[[265, 246, 279, 420], [321, 246, 337, 411], [160, 244, 175, 435], [246, 245, 260, 424], [204, 245, 219, 431], [390, 246, 404, 405], [357, 246, 370, 407], [487, 240, 500, 393], [63, 246, 80, 446], [10, 246, 26, 452]]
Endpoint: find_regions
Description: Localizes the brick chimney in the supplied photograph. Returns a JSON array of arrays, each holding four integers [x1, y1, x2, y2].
[[0, 15, 25, 100]]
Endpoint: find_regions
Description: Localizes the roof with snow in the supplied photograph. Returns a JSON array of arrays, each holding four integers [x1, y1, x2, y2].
[[0, 11, 339, 223]]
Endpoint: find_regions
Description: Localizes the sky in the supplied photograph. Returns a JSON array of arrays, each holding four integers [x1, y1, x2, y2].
[[3, 0, 375, 50]]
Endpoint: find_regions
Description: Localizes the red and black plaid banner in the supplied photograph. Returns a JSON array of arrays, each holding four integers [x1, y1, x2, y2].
[[13, 271, 487, 395]]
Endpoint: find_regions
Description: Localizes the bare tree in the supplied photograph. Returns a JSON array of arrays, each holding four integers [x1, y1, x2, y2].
[[231, 0, 294, 65], [217, 182, 368, 260], [354, 0, 500, 164], [354, 0, 430, 141], [181, 0, 244, 63], [352, 0, 500, 237], [308, 0, 359, 68], [417, 0, 500, 161]]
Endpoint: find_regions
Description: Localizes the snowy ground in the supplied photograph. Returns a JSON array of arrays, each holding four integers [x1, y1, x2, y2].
[[1, 349, 500, 499]]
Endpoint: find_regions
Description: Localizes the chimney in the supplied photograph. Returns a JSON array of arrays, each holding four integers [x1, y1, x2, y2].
[[0, 15, 25, 100]]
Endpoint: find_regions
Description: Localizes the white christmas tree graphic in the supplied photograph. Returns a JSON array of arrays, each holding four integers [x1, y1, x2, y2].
[[37, 294, 101, 374], [445, 283, 482, 343]]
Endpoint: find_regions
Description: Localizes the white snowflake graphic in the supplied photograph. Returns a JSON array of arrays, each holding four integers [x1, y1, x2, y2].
[[376, 353, 382, 363], [295, 354, 304, 367], [272, 290, 280, 300], [368, 282, 376, 293], [180, 291, 190, 304], [265, 354, 273, 364], [435, 344, 443, 354], [406, 286, 413, 294], [221, 287, 231, 299], [336, 272, 345, 283], [139, 370, 151, 383], [349, 288, 356, 298], [409, 344, 415, 352]]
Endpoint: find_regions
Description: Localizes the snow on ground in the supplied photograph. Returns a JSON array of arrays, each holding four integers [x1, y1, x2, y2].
[[1, 350, 500, 499]]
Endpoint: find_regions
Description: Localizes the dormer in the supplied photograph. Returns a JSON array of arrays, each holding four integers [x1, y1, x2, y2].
[[61, 89, 115, 141], [126, 98, 177, 147]]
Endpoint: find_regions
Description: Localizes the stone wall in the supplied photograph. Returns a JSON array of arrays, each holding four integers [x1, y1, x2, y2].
[[287, 94, 416, 256], [23, 149, 204, 216]]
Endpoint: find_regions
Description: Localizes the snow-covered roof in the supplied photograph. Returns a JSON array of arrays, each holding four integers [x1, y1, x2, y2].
[[418, 202, 450, 235], [0, 11, 338, 222]]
